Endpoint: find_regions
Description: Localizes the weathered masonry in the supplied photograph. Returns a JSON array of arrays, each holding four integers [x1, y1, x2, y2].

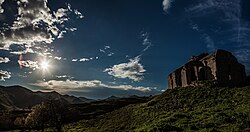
[[168, 50, 246, 89]]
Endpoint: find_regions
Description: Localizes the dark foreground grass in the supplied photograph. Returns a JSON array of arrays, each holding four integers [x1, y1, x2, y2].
[[64, 86, 250, 132]]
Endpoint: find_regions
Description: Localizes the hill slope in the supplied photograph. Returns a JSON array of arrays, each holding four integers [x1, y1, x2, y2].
[[0, 85, 91, 110], [64, 86, 250, 132]]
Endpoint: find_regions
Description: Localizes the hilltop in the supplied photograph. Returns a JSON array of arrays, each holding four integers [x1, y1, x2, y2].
[[64, 86, 250, 131]]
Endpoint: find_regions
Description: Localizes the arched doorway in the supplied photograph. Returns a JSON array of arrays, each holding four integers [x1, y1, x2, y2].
[[190, 67, 196, 82], [199, 67, 206, 80]]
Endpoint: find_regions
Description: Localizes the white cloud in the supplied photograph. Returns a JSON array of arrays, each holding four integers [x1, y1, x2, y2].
[[104, 45, 110, 49], [0, 0, 4, 13], [104, 56, 146, 81], [31, 79, 161, 99], [58, 30, 67, 39], [0, 0, 83, 50], [74, 9, 84, 19], [54, 56, 62, 60], [107, 52, 114, 57], [100, 49, 106, 53], [72, 59, 78, 62], [54, 8, 68, 19], [107, 84, 153, 92], [0, 57, 10, 63], [32, 79, 155, 93], [1, 0, 62, 48], [55, 75, 74, 80], [56, 75, 67, 78], [69, 28, 77, 32], [0, 70, 11, 81], [70, 57, 99, 62], [10, 48, 35, 55], [100, 45, 114, 57], [79, 58, 90, 62], [10, 51, 25, 55], [18, 60, 39, 70], [162, 0, 174, 13], [33, 80, 102, 90]]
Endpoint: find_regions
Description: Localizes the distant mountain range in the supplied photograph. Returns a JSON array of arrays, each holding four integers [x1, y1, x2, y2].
[[0, 85, 93, 110], [0, 85, 151, 130]]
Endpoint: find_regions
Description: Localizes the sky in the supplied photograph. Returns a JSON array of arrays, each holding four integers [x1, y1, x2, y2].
[[0, 0, 250, 99]]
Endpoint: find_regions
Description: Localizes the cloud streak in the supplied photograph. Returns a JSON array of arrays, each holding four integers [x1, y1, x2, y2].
[[141, 31, 152, 52], [186, 0, 250, 73], [202, 34, 216, 52], [31, 79, 160, 98]]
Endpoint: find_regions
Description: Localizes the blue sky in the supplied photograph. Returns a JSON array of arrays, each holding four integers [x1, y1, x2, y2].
[[0, 0, 249, 99]]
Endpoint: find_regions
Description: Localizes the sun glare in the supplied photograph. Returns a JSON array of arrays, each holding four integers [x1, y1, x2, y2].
[[40, 59, 50, 71]]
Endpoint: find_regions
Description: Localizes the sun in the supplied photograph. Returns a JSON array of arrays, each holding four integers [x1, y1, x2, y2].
[[41, 61, 49, 70], [40, 59, 50, 72], [39, 58, 53, 77]]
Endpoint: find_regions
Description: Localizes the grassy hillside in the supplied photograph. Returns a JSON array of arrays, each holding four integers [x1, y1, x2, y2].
[[64, 86, 250, 132]]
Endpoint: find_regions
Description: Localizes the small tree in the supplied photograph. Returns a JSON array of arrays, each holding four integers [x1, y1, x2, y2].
[[25, 99, 71, 132], [25, 103, 48, 131], [45, 99, 70, 132], [14, 117, 26, 130]]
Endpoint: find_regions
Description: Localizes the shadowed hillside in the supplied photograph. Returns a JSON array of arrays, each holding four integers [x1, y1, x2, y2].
[[0, 85, 93, 110], [0, 85, 149, 131], [64, 86, 250, 132]]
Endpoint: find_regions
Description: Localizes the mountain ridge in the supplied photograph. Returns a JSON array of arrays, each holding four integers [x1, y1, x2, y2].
[[0, 85, 93, 110]]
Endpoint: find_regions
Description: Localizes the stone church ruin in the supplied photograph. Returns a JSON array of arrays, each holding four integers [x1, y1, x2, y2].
[[168, 50, 246, 89]]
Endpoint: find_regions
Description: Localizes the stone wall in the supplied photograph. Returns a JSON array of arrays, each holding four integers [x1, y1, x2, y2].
[[215, 50, 246, 86], [168, 50, 246, 89]]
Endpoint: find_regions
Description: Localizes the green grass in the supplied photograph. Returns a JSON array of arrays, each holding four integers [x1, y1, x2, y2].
[[64, 86, 250, 132]]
